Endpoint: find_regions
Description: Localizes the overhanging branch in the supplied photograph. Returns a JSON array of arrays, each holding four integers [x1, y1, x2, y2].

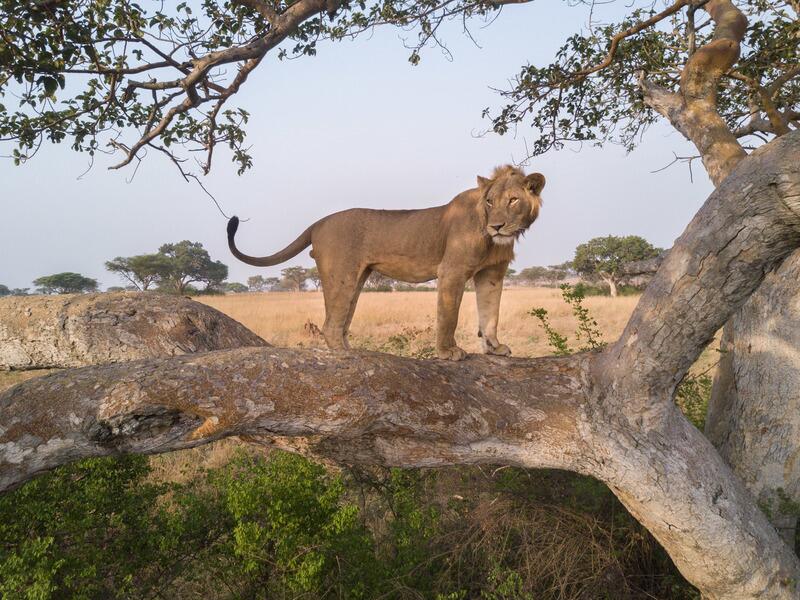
[[639, 0, 748, 185]]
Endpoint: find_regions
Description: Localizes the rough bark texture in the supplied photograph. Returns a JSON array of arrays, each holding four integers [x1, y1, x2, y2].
[[2, 131, 800, 599], [639, 0, 800, 549], [640, 0, 747, 187], [0, 292, 267, 370], [707, 252, 800, 547]]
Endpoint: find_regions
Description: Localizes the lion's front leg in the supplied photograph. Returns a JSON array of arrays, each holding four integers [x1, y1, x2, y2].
[[435, 271, 469, 361], [474, 263, 511, 356]]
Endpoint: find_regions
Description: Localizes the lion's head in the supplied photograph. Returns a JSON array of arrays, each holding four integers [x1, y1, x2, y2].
[[477, 165, 545, 246]]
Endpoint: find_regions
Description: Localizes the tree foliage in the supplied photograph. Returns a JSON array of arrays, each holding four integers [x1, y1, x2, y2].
[[280, 265, 307, 292], [224, 281, 249, 293], [306, 266, 322, 290], [518, 266, 568, 285], [156, 241, 229, 295], [247, 275, 269, 292], [105, 254, 172, 291], [573, 235, 660, 296], [1, 0, 796, 176], [32, 272, 98, 294], [0, 0, 519, 176], [489, 0, 799, 156]]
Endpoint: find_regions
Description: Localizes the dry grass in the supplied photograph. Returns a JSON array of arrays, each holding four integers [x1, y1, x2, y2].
[[196, 288, 641, 358]]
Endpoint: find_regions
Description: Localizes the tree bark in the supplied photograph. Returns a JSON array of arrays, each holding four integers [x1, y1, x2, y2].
[[707, 252, 800, 548], [2, 131, 800, 598], [640, 0, 747, 187], [601, 275, 618, 298], [639, 0, 800, 548]]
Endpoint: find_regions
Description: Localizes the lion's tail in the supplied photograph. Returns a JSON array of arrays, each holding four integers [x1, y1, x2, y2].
[[227, 216, 313, 267]]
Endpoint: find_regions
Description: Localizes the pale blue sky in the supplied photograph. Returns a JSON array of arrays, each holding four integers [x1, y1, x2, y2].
[[0, 1, 712, 290]]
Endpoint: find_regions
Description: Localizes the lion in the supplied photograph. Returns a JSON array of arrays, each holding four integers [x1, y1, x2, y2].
[[227, 165, 545, 360]]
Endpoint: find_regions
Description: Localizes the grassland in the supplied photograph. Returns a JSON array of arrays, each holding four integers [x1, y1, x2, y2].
[[195, 287, 641, 358]]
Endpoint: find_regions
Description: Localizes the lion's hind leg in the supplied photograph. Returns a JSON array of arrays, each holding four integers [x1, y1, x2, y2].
[[319, 262, 369, 351]]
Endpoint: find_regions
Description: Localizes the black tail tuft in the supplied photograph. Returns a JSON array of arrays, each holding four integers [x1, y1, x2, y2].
[[227, 216, 240, 240]]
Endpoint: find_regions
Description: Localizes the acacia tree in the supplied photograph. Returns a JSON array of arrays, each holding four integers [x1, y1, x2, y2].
[[279, 266, 308, 291], [157, 241, 229, 295], [1, 0, 800, 597], [306, 267, 322, 291], [573, 236, 661, 297], [105, 254, 172, 291], [247, 275, 269, 292], [32, 272, 98, 294]]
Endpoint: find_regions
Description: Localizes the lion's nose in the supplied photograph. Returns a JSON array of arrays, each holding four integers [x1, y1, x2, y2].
[[489, 223, 506, 232]]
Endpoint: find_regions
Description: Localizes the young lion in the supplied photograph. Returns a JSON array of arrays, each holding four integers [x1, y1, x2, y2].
[[227, 165, 545, 360]]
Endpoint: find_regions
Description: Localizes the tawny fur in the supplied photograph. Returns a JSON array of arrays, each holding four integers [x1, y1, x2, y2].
[[228, 166, 546, 360]]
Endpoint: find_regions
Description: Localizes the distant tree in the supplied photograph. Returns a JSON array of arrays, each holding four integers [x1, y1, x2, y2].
[[264, 277, 281, 292], [247, 275, 268, 292], [105, 254, 172, 291], [504, 268, 517, 282], [105, 286, 133, 293], [0, 285, 9, 297], [280, 266, 307, 292], [157, 241, 228, 295], [9, 288, 29, 296], [573, 236, 661, 298], [225, 282, 248, 294], [518, 266, 551, 285], [549, 261, 574, 275], [306, 267, 322, 291], [33, 273, 98, 295], [543, 268, 568, 283]]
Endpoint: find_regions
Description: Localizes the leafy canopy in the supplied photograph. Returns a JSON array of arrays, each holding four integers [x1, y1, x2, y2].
[[490, 0, 799, 156], [157, 240, 229, 294], [32, 272, 98, 294], [572, 235, 661, 280], [105, 254, 172, 291], [1, 0, 796, 177]]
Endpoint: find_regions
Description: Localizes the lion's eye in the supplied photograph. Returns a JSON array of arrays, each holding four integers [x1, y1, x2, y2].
[[509, 197, 519, 205]]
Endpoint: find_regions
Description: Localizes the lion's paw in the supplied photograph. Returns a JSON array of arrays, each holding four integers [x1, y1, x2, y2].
[[437, 346, 468, 361], [485, 343, 512, 357]]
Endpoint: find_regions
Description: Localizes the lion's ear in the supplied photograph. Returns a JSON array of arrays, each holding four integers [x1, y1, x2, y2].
[[525, 173, 546, 195], [477, 175, 491, 190]]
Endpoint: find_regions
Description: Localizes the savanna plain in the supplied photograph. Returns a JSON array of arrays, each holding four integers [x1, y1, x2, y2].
[[195, 287, 639, 356]]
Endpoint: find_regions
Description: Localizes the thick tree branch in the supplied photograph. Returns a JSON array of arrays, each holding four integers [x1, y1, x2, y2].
[[0, 350, 587, 492], [640, 0, 748, 185], [733, 110, 800, 138], [108, 0, 343, 170], [600, 130, 800, 394]]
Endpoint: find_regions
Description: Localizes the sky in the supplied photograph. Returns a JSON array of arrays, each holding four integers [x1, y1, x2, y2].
[[0, 1, 713, 290]]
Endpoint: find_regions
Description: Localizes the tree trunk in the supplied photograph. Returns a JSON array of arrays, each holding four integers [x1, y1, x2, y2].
[[707, 251, 800, 548], [599, 274, 618, 297], [2, 132, 799, 598], [638, 0, 800, 552]]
